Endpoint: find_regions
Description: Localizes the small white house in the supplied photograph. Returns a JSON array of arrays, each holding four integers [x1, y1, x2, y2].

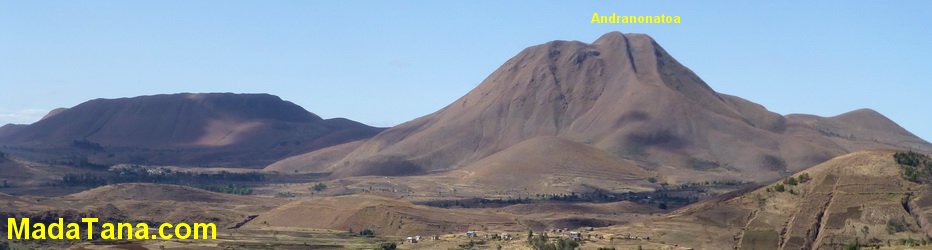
[[568, 231, 581, 240]]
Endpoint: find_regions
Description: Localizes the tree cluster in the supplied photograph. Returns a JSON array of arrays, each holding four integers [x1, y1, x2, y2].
[[56, 167, 265, 195], [527, 233, 578, 250], [895, 151, 932, 183]]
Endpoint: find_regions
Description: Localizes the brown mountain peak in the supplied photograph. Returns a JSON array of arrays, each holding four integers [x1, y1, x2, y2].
[[326, 32, 931, 182]]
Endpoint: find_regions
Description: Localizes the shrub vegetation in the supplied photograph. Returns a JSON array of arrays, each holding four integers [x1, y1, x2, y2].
[[894, 151, 932, 183]]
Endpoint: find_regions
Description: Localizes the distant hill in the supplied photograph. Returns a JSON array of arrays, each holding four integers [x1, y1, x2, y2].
[[0, 124, 25, 138], [317, 31, 930, 182], [0, 93, 383, 167]]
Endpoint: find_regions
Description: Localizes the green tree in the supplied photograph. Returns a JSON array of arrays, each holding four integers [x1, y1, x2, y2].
[[774, 183, 786, 192], [312, 182, 328, 192], [459, 240, 477, 249], [844, 242, 858, 250], [784, 176, 798, 186], [555, 238, 579, 249], [798, 173, 811, 183], [378, 242, 397, 250], [359, 228, 375, 237], [904, 166, 920, 182], [527, 234, 578, 250], [894, 151, 928, 167], [886, 218, 907, 234]]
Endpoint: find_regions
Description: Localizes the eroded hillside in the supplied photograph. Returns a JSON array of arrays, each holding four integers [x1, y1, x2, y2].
[[605, 151, 932, 249]]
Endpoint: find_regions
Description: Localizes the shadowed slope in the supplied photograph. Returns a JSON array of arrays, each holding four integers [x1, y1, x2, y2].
[[0, 93, 383, 167]]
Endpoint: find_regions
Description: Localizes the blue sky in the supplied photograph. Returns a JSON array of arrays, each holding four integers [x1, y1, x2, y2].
[[1, 1, 930, 141]]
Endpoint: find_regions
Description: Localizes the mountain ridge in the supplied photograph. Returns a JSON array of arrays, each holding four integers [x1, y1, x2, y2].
[[0, 92, 384, 167]]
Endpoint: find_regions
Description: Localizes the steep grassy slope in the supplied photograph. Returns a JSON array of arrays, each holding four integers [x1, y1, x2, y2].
[[604, 151, 932, 249]]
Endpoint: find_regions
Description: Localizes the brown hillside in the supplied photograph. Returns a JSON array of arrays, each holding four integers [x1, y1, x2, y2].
[[264, 140, 364, 174], [1, 183, 284, 231], [452, 136, 653, 194], [298, 137, 656, 197], [0, 93, 383, 167], [62, 183, 283, 228], [786, 108, 930, 152], [39, 107, 68, 120], [0, 156, 99, 188], [0, 159, 55, 187], [604, 151, 932, 249], [66, 183, 265, 203], [327, 31, 930, 182], [244, 194, 520, 236], [0, 124, 25, 138]]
